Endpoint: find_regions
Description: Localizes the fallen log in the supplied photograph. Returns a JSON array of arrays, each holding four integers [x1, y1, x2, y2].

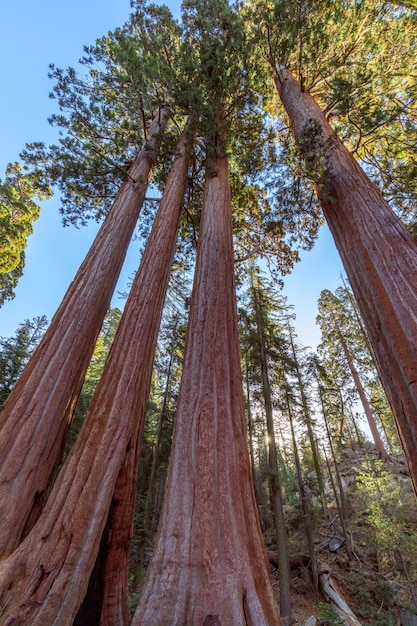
[[319, 571, 363, 626]]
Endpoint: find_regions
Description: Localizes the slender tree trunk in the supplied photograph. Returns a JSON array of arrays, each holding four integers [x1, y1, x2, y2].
[[0, 119, 188, 626], [286, 391, 319, 592], [318, 385, 352, 556], [252, 286, 292, 625], [288, 324, 326, 515], [134, 147, 281, 625], [245, 356, 261, 506], [334, 320, 389, 460], [138, 351, 175, 556], [0, 110, 168, 557], [275, 66, 417, 493]]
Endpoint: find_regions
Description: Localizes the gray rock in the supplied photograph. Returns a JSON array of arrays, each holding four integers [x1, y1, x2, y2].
[[329, 535, 345, 552], [401, 608, 417, 626]]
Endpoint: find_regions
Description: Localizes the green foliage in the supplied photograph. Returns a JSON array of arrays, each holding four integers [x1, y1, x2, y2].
[[316, 284, 397, 450], [318, 602, 346, 626], [0, 163, 51, 300], [67, 307, 122, 451], [355, 459, 417, 559], [21, 2, 182, 226], [0, 256, 24, 307], [0, 316, 48, 408], [248, 0, 417, 219], [344, 570, 397, 624]]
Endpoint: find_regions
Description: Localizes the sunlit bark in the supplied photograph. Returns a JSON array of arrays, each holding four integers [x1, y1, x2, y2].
[[275, 67, 417, 493], [134, 147, 281, 625], [0, 110, 167, 557], [0, 119, 187, 626]]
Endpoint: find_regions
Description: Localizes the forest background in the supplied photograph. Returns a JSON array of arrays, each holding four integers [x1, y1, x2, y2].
[[0, 0, 343, 345], [1, 0, 417, 623]]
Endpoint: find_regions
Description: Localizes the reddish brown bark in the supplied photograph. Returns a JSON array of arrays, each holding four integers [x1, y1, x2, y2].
[[275, 67, 417, 493], [134, 150, 281, 625], [97, 125, 192, 626], [0, 111, 167, 558], [0, 121, 189, 625]]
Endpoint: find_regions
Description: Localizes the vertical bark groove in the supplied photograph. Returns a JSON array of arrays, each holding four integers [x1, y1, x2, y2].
[[0, 110, 168, 557], [275, 67, 417, 492], [134, 150, 281, 625]]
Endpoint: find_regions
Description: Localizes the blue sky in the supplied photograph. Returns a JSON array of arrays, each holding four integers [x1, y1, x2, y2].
[[0, 0, 343, 347]]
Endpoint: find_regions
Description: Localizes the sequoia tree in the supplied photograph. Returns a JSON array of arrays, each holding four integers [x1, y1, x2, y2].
[[0, 119, 191, 625], [134, 134, 280, 625], [251, 0, 417, 491], [0, 109, 166, 558]]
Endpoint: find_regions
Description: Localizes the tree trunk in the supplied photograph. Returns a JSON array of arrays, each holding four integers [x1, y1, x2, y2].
[[275, 66, 417, 494], [288, 323, 327, 515], [335, 321, 389, 460], [134, 148, 281, 625], [0, 110, 168, 558], [286, 391, 319, 592], [97, 124, 192, 626], [252, 285, 292, 625], [245, 356, 261, 507], [0, 118, 187, 626]]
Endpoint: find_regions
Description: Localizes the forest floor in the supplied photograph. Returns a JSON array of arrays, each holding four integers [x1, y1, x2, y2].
[[265, 443, 417, 625]]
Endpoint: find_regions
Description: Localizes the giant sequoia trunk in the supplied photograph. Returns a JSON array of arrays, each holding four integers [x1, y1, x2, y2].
[[96, 125, 192, 626], [275, 67, 417, 493], [0, 121, 187, 626], [0, 110, 167, 558], [134, 148, 281, 626]]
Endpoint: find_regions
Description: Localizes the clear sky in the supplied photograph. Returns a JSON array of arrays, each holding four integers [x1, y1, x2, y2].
[[0, 0, 344, 347]]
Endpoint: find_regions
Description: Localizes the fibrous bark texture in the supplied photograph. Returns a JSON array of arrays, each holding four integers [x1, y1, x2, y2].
[[0, 117, 186, 626], [134, 151, 281, 626], [0, 110, 167, 558], [98, 124, 192, 626], [276, 67, 417, 493]]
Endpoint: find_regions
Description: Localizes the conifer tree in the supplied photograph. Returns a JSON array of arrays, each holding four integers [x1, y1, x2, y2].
[[317, 288, 389, 459], [251, 0, 417, 490], [0, 163, 50, 304], [135, 136, 280, 626], [0, 316, 48, 409], [0, 111, 166, 558], [134, 2, 281, 622], [0, 119, 191, 625], [240, 266, 293, 623]]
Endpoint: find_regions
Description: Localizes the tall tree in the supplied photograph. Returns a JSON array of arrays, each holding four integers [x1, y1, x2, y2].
[[0, 110, 167, 558], [92, 122, 193, 626], [251, 271, 292, 624], [134, 137, 280, 626], [0, 119, 191, 625], [317, 288, 389, 459], [287, 323, 327, 514], [252, 0, 417, 491], [240, 266, 293, 623]]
